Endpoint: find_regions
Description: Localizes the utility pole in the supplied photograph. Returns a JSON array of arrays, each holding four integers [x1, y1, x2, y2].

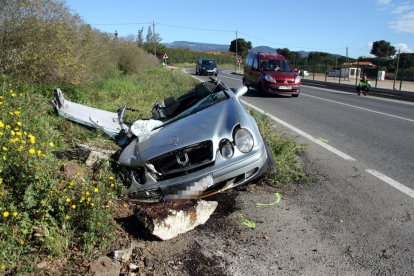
[[393, 49, 401, 90], [235, 30, 238, 72], [153, 20, 156, 57]]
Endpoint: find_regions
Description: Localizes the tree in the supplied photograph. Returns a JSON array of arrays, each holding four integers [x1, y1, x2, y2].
[[144, 25, 163, 57], [370, 40, 396, 58], [229, 38, 252, 58], [137, 27, 144, 47], [276, 48, 301, 64]]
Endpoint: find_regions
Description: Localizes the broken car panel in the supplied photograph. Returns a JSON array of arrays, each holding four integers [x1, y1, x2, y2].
[[52, 79, 275, 203]]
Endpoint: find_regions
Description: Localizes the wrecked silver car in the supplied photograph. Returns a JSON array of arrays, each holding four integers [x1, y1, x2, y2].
[[52, 79, 275, 202]]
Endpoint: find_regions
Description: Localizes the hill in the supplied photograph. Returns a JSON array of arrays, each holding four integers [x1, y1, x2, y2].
[[163, 41, 229, 52]]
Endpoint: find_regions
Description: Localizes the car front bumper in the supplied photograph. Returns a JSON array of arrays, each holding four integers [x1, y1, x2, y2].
[[264, 84, 300, 95], [127, 144, 269, 202], [200, 69, 217, 75]]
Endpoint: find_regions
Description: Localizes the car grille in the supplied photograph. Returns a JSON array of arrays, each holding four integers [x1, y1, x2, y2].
[[149, 141, 214, 179], [275, 80, 295, 84]]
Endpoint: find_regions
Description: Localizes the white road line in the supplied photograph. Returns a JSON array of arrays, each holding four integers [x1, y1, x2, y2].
[[302, 94, 414, 123], [217, 74, 243, 81], [366, 169, 414, 199], [241, 100, 356, 161]]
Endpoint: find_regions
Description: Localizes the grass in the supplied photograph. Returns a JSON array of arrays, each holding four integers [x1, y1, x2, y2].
[[0, 65, 306, 274]]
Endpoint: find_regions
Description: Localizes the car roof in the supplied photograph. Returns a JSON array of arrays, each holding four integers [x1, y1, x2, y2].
[[255, 52, 287, 60]]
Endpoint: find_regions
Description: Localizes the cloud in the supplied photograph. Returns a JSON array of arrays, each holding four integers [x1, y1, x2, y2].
[[393, 43, 413, 53], [390, 11, 414, 33], [392, 3, 414, 14]]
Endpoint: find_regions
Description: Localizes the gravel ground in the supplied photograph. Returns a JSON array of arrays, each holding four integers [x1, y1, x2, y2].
[[106, 156, 370, 276]]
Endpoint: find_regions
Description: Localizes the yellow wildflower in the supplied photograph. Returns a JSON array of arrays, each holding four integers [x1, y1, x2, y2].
[[2, 146, 7, 151], [110, 183, 115, 188], [1, 265, 5, 270], [3, 211, 9, 217], [6, 125, 11, 129], [0, 121, 4, 128], [28, 148, 35, 154], [71, 205, 76, 209], [11, 93, 16, 97], [2, 156, 6, 161], [14, 110, 20, 115], [20, 240, 25, 245], [87, 198, 91, 202], [85, 191, 90, 196], [65, 215, 70, 220], [29, 135, 35, 144], [49, 142, 55, 147], [94, 187, 99, 193], [0, 178, 2, 184], [37, 150, 42, 156], [9, 112, 14, 116], [10, 130, 15, 136], [16, 131, 22, 136], [0, 132, 3, 136], [17, 146, 23, 152], [66, 197, 71, 203], [12, 212, 18, 217], [17, 121, 22, 126], [90, 203, 94, 207], [109, 176, 114, 180]]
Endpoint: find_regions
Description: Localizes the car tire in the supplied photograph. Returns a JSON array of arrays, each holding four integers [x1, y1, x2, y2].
[[257, 81, 266, 95], [292, 94, 299, 97], [242, 78, 249, 89]]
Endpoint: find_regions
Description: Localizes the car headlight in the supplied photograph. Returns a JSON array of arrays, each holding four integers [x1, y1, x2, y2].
[[264, 74, 275, 82], [295, 76, 301, 83], [234, 128, 254, 153], [219, 140, 234, 159]]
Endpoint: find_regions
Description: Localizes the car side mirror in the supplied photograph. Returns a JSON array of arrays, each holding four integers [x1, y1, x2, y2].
[[234, 86, 248, 98]]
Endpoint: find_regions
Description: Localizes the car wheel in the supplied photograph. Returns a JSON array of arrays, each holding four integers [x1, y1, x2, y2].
[[242, 78, 249, 89], [292, 94, 299, 97], [257, 81, 266, 95], [195, 69, 198, 75]]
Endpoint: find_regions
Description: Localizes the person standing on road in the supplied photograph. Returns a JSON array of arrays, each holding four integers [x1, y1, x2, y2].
[[356, 75, 371, 96]]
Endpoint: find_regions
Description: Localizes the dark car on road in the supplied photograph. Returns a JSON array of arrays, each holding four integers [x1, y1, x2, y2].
[[243, 52, 300, 97], [195, 58, 218, 76]]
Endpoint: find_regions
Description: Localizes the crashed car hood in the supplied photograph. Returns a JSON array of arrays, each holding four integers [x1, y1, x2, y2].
[[136, 98, 243, 160]]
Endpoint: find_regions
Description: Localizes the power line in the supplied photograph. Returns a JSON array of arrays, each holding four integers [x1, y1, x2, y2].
[[87, 20, 359, 54], [89, 22, 150, 26]]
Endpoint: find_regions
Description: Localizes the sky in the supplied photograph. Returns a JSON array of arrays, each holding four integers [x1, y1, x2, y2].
[[66, 0, 414, 58]]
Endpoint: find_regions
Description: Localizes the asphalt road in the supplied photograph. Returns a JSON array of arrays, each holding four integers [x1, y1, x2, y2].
[[182, 67, 414, 274]]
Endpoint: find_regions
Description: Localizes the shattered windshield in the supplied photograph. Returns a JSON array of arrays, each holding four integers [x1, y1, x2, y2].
[[260, 59, 292, 72], [156, 90, 228, 129]]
